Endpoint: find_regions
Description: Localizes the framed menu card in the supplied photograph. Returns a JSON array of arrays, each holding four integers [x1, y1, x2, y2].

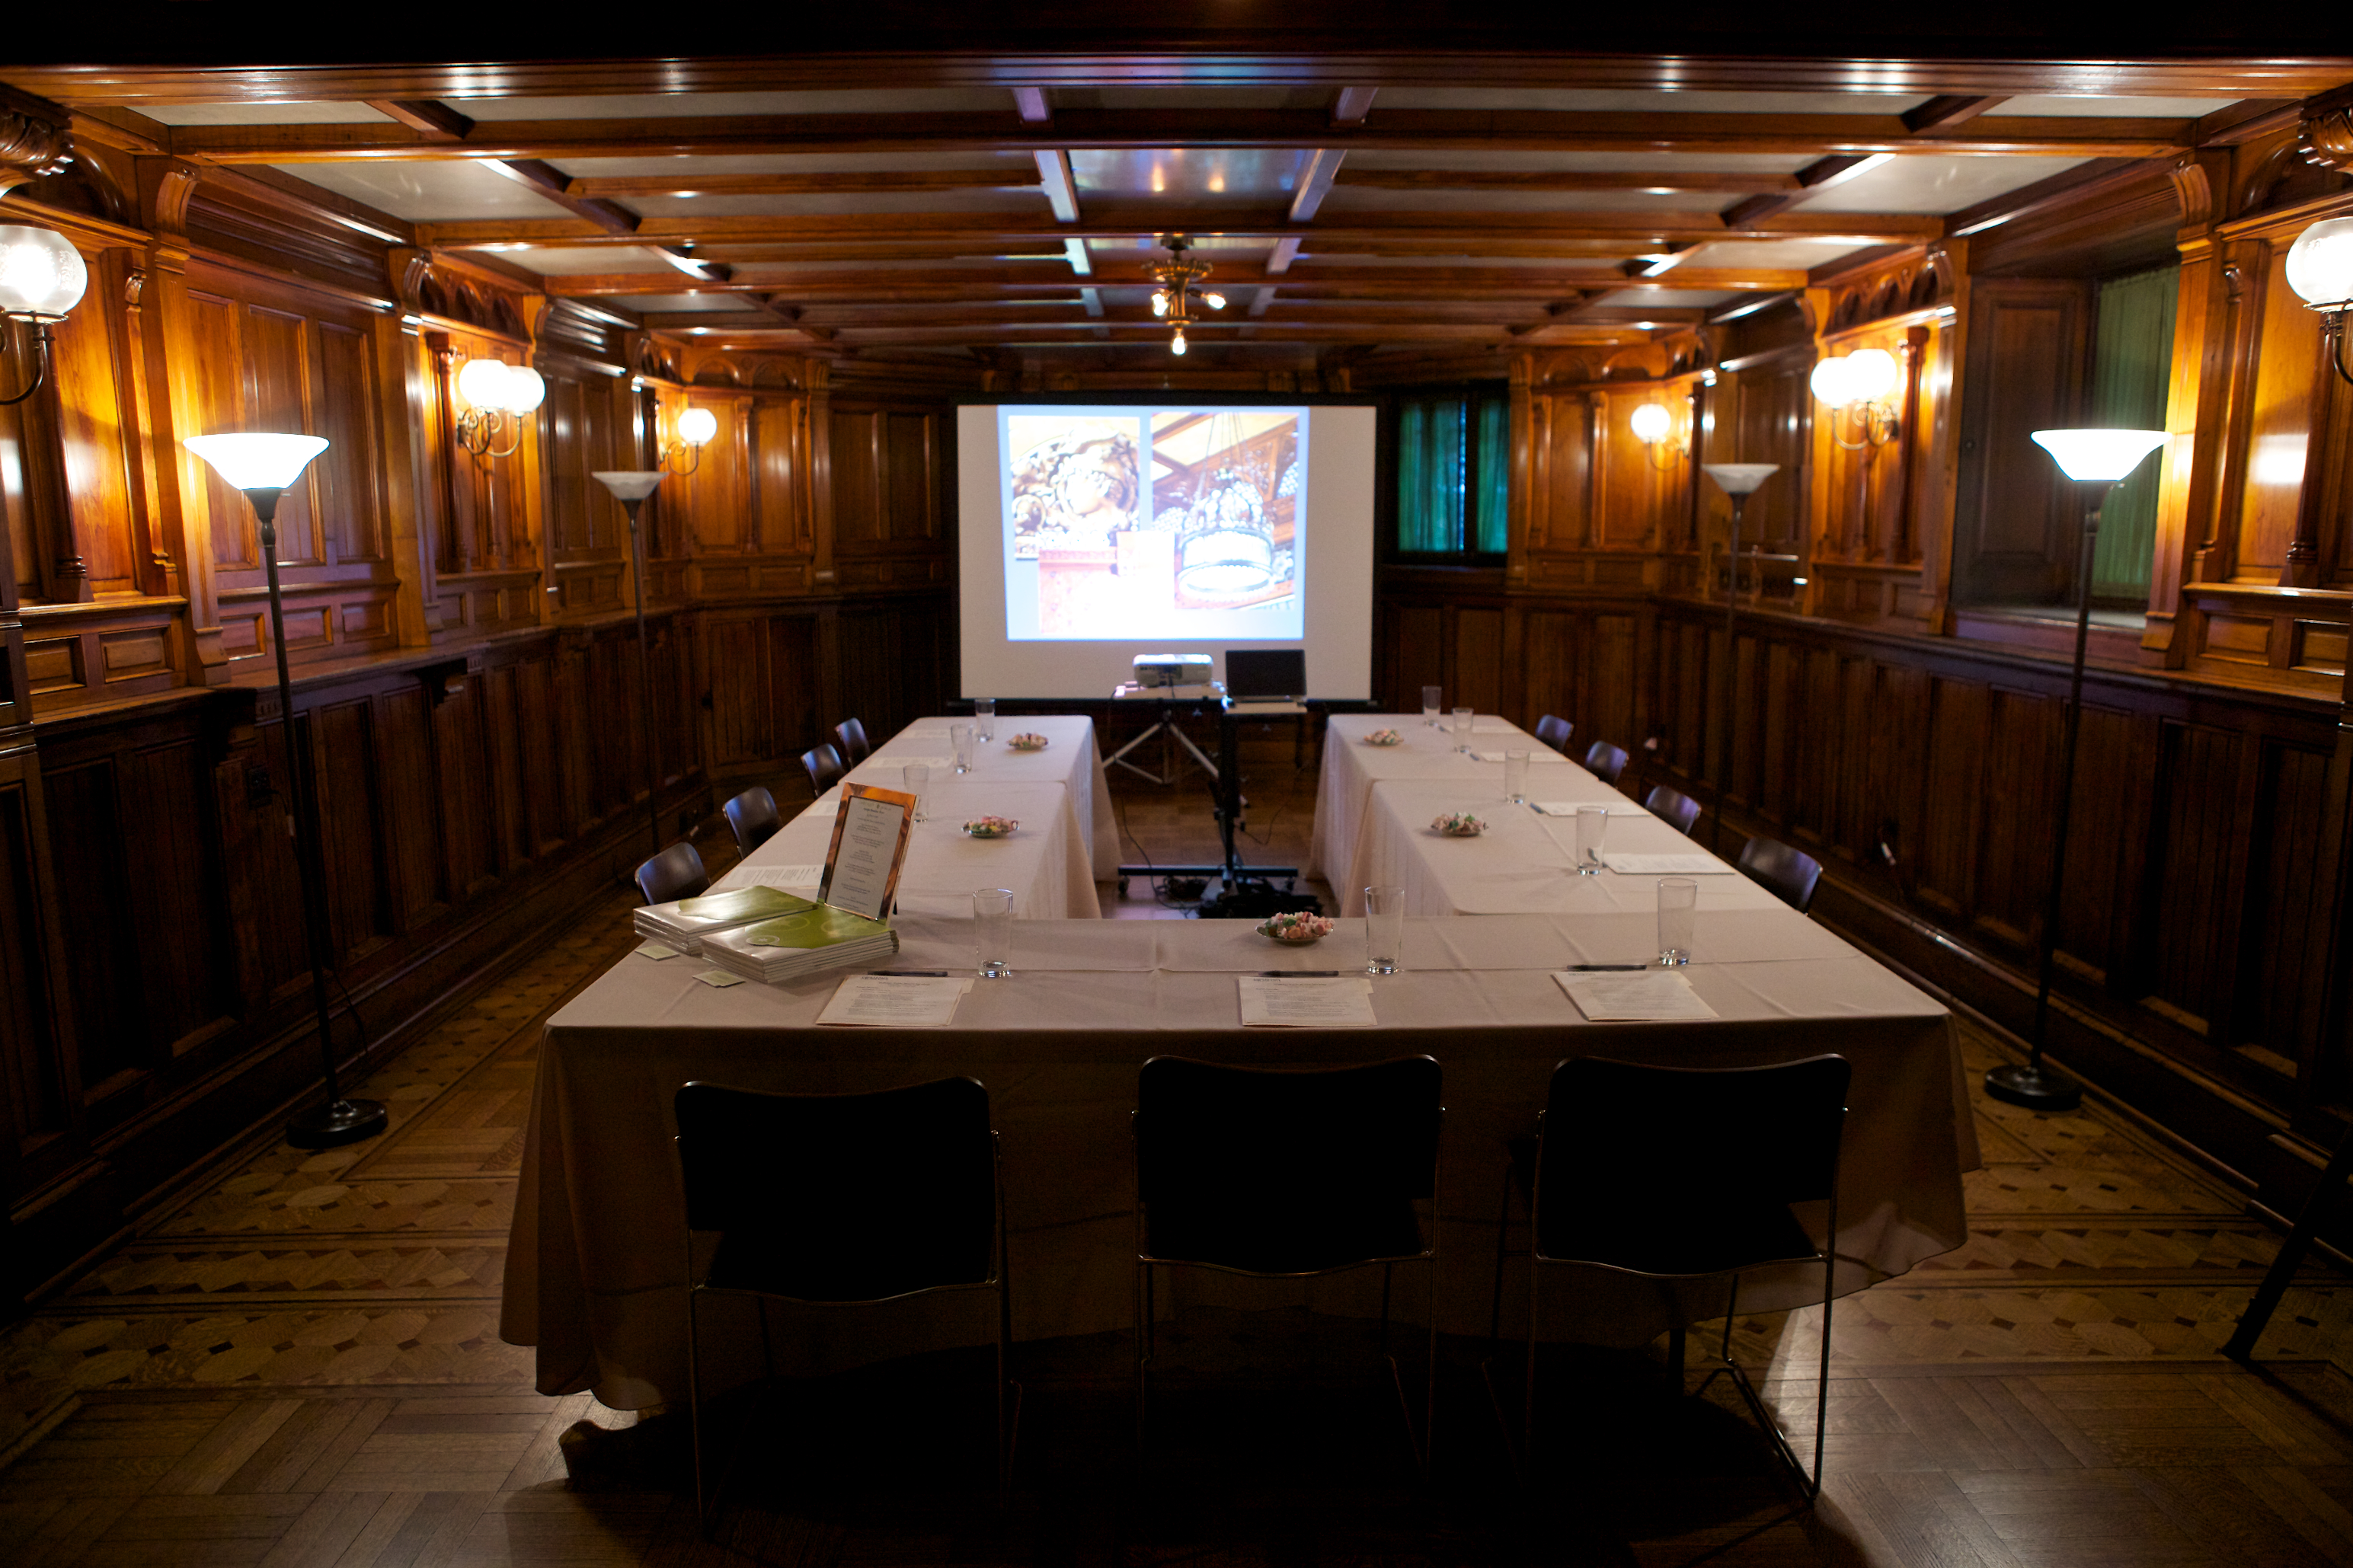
[[817, 782, 918, 921]]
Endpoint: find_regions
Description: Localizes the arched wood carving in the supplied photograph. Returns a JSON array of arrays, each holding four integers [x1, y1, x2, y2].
[[1821, 249, 1954, 334], [0, 109, 72, 196], [395, 256, 529, 339]]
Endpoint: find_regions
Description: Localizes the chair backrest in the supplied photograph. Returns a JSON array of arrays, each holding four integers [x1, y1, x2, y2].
[[1643, 784, 1702, 836], [722, 787, 781, 857], [635, 842, 709, 905], [833, 717, 871, 765], [1533, 714, 1573, 752], [1535, 1054, 1849, 1263], [801, 742, 846, 797], [675, 1077, 996, 1301], [1583, 740, 1630, 786], [1738, 835, 1824, 914], [1136, 1055, 1441, 1273]]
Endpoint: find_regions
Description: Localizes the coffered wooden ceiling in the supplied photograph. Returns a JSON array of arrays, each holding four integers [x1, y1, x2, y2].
[[12, 24, 2350, 371]]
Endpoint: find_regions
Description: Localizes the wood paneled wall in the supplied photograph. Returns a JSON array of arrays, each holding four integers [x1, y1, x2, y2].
[[0, 173, 966, 1304]]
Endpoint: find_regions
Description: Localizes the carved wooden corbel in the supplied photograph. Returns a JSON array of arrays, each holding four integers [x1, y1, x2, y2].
[[2298, 86, 2353, 173], [0, 109, 72, 198]]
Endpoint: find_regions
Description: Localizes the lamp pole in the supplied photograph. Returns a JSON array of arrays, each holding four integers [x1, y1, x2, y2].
[[593, 471, 670, 864], [251, 484, 387, 1148], [1699, 465, 1778, 856]]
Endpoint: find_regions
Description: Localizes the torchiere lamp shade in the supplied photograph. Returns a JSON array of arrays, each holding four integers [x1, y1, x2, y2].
[[2029, 429, 2168, 484], [1702, 463, 1779, 495], [593, 470, 666, 502], [184, 433, 329, 490]]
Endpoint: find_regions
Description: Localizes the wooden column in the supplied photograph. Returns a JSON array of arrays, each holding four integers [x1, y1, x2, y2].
[[134, 157, 229, 684]]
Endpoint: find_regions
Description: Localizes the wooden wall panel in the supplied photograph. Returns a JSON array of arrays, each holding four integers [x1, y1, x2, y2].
[[0, 774, 69, 1155], [1952, 279, 2089, 605], [39, 758, 142, 1094], [312, 698, 388, 963]]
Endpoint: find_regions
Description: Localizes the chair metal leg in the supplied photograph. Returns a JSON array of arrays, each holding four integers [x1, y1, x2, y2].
[[1134, 1260, 1153, 1457], [1487, 1169, 1513, 1348], [1521, 1256, 1540, 1480], [685, 1283, 710, 1532]]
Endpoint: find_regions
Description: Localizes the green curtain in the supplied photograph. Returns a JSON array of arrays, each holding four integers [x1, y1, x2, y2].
[[1471, 394, 1511, 554], [1396, 391, 1507, 554], [2088, 266, 2178, 599]]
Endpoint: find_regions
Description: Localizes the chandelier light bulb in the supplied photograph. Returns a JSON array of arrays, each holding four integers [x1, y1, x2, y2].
[[1152, 291, 1169, 317], [1201, 291, 1226, 311], [1172, 329, 1188, 356]]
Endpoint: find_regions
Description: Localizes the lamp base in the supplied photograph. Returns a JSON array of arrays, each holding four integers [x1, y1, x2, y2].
[[1984, 1062, 2082, 1113], [286, 1097, 389, 1149]]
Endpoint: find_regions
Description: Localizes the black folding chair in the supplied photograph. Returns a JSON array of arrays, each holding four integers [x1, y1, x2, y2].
[[1738, 837, 1824, 914], [673, 1077, 1014, 1525], [635, 842, 708, 905], [1584, 740, 1630, 787], [801, 742, 846, 797], [1133, 1055, 1443, 1473], [1533, 714, 1573, 753], [1644, 784, 1702, 836], [722, 787, 781, 857], [1508, 1053, 1849, 1499], [833, 717, 871, 765]]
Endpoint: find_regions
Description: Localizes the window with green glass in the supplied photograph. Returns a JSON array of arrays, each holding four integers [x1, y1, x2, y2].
[[2087, 265, 2179, 601], [1395, 390, 1509, 554]]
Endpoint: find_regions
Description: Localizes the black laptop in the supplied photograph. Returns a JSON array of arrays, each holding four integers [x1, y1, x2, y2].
[[1224, 649, 1308, 702]]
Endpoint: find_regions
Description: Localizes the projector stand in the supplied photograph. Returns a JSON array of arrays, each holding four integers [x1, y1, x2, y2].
[[1106, 709, 1221, 787], [1116, 698, 1311, 918]]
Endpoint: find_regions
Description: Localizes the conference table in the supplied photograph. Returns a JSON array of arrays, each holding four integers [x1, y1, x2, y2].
[[708, 714, 1115, 919], [505, 712, 1975, 1411], [1312, 711, 1578, 902]]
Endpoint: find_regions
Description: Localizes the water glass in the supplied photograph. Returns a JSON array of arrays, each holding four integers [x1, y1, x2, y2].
[[1574, 805, 1608, 874], [1451, 706, 1475, 753], [1422, 685, 1443, 727], [974, 698, 995, 742], [951, 721, 976, 774], [903, 763, 929, 822], [1364, 886, 1405, 976], [974, 888, 1015, 979], [1504, 749, 1530, 804], [1657, 878, 1697, 966]]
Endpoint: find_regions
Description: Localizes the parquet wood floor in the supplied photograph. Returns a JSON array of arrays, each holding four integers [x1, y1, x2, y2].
[[3, 780, 2351, 1566]]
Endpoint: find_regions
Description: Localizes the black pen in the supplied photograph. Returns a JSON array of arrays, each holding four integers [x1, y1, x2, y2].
[[1565, 963, 1651, 971], [871, 969, 950, 977], [1257, 970, 1342, 978]]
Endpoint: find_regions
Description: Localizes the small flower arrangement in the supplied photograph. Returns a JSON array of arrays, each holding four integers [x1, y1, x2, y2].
[[1364, 727, 1403, 746], [1431, 811, 1488, 837], [962, 816, 1018, 838], [1256, 912, 1335, 943], [1007, 733, 1050, 751]]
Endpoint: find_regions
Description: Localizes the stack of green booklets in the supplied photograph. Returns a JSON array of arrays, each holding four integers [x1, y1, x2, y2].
[[633, 885, 814, 955], [699, 898, 900, 984]]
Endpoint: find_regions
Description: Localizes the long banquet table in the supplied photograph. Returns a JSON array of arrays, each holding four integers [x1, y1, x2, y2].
[[505, 907, 1976, 1411], [1312, 711, 1578, 899], [860, 713, 1118, 877]]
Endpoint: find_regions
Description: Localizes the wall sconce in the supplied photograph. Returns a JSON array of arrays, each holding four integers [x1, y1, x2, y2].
[[451, 357, 546, 459], [1810, 346, 1901, 449], [0, 224, 89, 406], [661, 406, 718, 474], [1629, 401, 1686, 469], [2287, 216, 2353, 385]]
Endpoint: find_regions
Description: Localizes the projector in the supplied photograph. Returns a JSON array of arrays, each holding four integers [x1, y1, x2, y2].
[[1131, 653, 1213, 688]]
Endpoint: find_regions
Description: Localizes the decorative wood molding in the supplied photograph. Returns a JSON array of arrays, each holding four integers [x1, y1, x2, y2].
[[389, 249, 532, 342], [2297, 86, 2353, 174], [0, 108, 72, 198]]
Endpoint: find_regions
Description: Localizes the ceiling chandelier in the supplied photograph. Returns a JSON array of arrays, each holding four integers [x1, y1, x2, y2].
[[1146, 234, 1225, 356]]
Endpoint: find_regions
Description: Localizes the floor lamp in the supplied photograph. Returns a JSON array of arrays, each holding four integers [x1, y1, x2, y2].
[[591, 470, 667, 861], [1699, 464, 1779, 856], [184, 434, 388, 1149], [1983, 428, 2169, 1113]]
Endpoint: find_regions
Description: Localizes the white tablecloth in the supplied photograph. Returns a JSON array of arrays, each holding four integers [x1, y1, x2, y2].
[[862, 715, 1117, 877], [504, 916, 1974, 1411], [715, 777, 1099, 920], [1312, 713, 1573, 893]]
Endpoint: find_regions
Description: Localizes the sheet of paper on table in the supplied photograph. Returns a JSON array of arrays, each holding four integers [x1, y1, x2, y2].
[[865, 755, 955, 770], [1532, 800, 1648, 817], [817, 973, 975, 1027], [1468, 749, 1569, 764], [1601, 853, 1733, 875], [1552, 970, 1718, 1020], [726, 864, 824, 889], [1237, 975, 1379, 1028]]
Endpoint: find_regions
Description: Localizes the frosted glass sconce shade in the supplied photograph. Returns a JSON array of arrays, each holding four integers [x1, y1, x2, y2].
[[0, 225, 88, 320]]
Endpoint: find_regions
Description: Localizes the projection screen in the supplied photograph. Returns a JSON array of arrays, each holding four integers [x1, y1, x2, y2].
[[955, 402, 1377, 700]]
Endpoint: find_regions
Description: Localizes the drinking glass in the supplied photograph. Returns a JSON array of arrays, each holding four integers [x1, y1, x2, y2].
[[1452, 706, 1475, 753], [951, 721, 976, 774], [974, 888, 1015, 979], [1504, 749, 1530, 805], [1422, 685, 1443, 727], [974, 698, 995, 742], [903, 763, 929, 822], [1364, 886, 1404, 976], [1657, 878, 1697, 966], [1575, 805, 1608, 874]]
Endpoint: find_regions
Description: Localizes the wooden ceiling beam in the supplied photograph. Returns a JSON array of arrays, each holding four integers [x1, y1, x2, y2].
[[414, 206, 1941, 247], [567, 170, 1042, 198], [533, 262, 1805, 300], [1335, 168, 1804, 193], [481, 157, 638, 234], [11, 50, 2340, 102], [1899, 94, 2007, 132], [367, 98, 474, 140], [155, 109, 2198, 164]]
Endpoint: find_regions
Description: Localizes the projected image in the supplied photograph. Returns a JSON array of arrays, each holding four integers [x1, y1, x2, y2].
[[1002, 406, 1306, 641]]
